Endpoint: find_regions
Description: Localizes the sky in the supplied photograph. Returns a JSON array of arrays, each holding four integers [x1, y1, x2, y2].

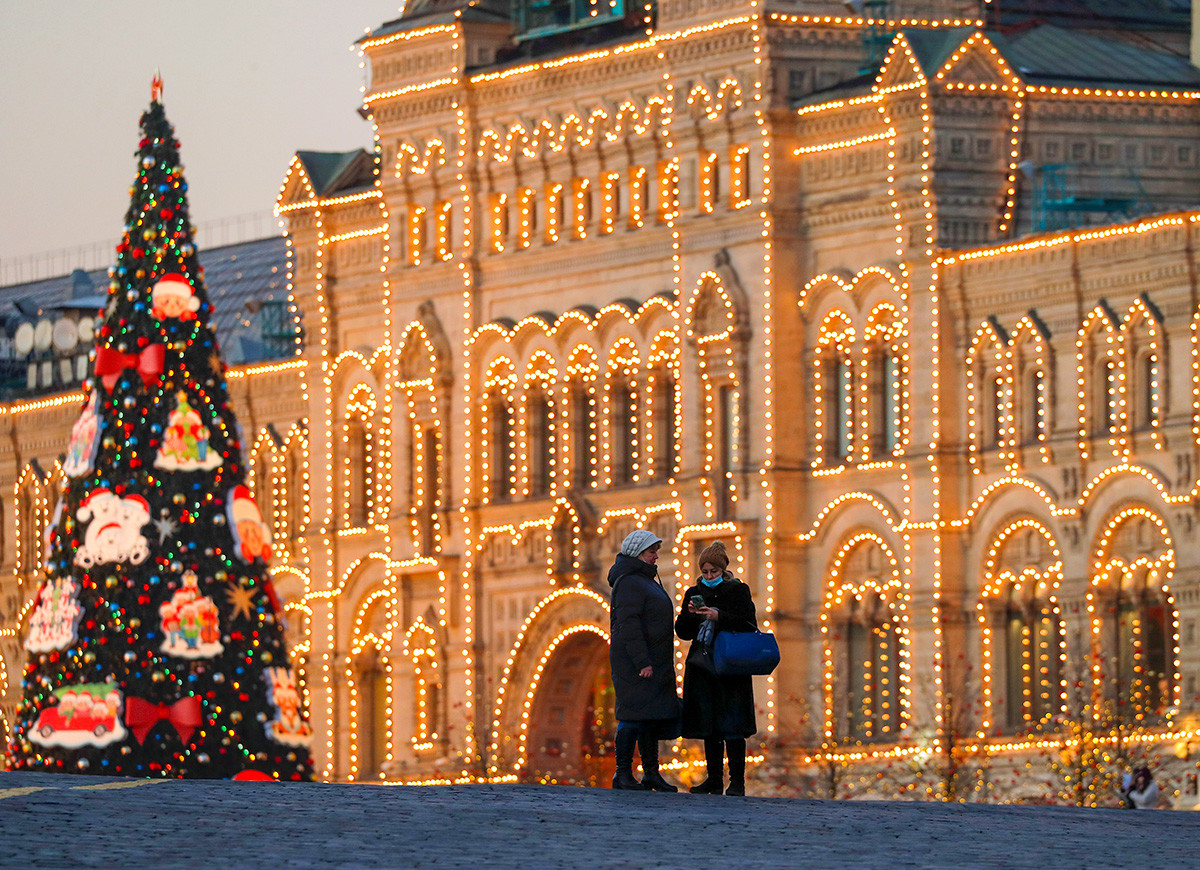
[[0, 2, 401, 271]]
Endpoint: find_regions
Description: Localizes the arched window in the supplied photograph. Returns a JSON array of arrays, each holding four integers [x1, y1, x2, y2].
[[351, 588, 392, 781], [16, 465, 45, 577], [345, 416, 371, 526], [1016, 366, 1046, 447], [868, 344, 902, 456], [405, 622, 445, 753], [816, 314, 855, 465], [570, 386, 594, 489], [1093, 358, 1118, 435], [980, 523, 1065, 733], [412, 424, 443, 556], [1093, 512, 1175, 724], [282, 433, 306, 547], [354, 648, 390, 779], [825, 537, 906, 744], [527, 391, 553, 497], [610, 380, 635, 485], [1081, 313, 1120, 442], [997, 592, 1063, 729], [715, 383, 737, 519], [1132, 350, 1158, 431], [488, 395, 514, 502], [650, 368, 677, 479], [842, 592, 901, 741], [827, 353, 852, 461]]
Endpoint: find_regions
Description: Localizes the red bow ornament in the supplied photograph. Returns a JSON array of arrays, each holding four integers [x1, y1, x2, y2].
[[95, 343, 165, 391], [124, 695, 202, 745]]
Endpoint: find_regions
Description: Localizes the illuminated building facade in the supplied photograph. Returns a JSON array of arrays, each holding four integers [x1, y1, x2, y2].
[[8, 1, 1200, 796]]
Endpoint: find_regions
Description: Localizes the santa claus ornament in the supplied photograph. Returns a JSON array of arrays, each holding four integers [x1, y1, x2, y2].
[[150, 273, 200, 321], [226, 485, 272, 563]]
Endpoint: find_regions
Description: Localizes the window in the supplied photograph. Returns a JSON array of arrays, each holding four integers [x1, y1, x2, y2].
[[729, 145, 751, 208], [407, 205, 427, 266], [699, 152, 718, 214], [869, 345, 901, 456], [544, 183, 564, 243], [1021, 368, 1045, 446], [997, 598, 1062, 729], [489, 193, 508, 253], [1116, 595, 1170, 719], [415, 425, 442, 556], [600, 172, 620, 234], [826, 355, 852, 461], [651, 372, 676, 478], [517, 187, 536, 249], [717, 384, 736, 518], [528, 393, 553, 497], [656, 159, 678, 223], [435, 201, 453, 261], [354, 649, 389, 779], [345, 416, 371, 527], [1133, 351, 1157, 430], [490, 399, 513, 501], [628, 167, 648, 228], [842, 594, 901, 741], [1095, 358, 1118, 435], [611, 381, 635, 485], [571, 388, 594, 489], [984, 375, 1004, 449], [571, 178, 591, 239]]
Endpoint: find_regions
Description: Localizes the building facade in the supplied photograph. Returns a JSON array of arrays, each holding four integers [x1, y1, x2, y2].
[[7, 0, 1200, 799]]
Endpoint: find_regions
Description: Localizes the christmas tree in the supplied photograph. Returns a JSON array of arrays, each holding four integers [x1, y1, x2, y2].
[[5, 79, 314, 780]]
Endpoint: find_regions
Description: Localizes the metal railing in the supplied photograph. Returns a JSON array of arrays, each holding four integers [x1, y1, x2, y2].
[[0, 210, 283, 286]]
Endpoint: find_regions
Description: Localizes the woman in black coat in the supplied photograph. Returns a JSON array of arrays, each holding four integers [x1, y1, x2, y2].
[[607, 528, 679, 792], [675, 540, 757, 796]]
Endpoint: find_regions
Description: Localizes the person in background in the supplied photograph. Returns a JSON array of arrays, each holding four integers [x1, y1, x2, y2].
[[607, 529, 679, 792], [675, 541, 757, 796], [1122, 765, 1160, 809]]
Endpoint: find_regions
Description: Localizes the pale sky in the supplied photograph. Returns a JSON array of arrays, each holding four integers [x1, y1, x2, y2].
[[0, 1, 400, 268]]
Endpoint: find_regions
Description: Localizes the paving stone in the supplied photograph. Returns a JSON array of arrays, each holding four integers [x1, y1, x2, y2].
[[2, 771, 1199, 868]]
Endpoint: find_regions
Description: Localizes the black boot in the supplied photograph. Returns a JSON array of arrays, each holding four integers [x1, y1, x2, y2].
[[689, 738, 724, 794], [612, 728, 648, 790], [637, 731, 678, 792], [724, 738, 746, 796]]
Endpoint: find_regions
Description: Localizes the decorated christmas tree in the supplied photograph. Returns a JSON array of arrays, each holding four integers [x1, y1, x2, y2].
[[4, 79, 313, 780]]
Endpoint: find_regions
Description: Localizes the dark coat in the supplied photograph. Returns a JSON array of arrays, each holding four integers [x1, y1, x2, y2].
[[675, 578, 758, 738], [607, 553, 678, 722]]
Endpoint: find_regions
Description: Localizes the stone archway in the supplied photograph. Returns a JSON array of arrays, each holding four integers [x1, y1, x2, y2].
[[524, 631, 615, 786]]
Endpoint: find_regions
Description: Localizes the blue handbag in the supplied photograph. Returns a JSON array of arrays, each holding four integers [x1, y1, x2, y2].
[[713, 630, 780, 676]]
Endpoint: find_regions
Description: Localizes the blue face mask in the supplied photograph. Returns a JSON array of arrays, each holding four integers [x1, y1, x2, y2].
[[699, 576, 723, 588]]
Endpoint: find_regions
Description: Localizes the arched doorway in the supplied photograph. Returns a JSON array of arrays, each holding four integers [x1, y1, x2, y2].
[[525, 631, 615, 785]]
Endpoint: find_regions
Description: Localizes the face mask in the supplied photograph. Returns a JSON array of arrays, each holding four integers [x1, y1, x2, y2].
[[700, 576, 722, 588]]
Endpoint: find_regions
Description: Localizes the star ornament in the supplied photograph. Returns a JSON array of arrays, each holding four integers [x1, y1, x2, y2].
[[154, 516, 178, 544], [225, 580, 256, 622]]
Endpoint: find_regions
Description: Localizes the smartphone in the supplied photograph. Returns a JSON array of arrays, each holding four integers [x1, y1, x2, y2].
[[690, 595, 706, 609]]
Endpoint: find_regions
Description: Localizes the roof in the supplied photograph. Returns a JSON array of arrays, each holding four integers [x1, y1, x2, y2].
[[0, 235, 296, 377], [995, 0, 1190, 30], [359, 0, 508, 42], [997, 24, 1200, 88], [293, 150, 375, 198]]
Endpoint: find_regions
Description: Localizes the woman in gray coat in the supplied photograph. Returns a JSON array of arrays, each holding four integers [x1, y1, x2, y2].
[[607, 529, 679, 791]]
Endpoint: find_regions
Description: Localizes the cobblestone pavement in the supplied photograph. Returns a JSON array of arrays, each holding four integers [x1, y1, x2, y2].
[[2, 771, 1198, 869]]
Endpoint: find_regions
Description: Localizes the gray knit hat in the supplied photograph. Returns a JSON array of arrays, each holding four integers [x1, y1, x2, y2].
[[620, 529, 663, 557]]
